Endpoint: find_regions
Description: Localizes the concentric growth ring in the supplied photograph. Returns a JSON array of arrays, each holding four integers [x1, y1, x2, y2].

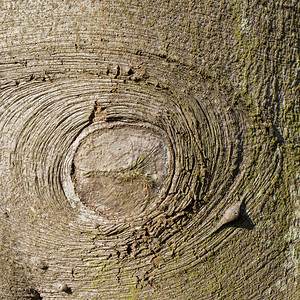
[[1, 65, 246, 255], [0, 62, 243, 245]]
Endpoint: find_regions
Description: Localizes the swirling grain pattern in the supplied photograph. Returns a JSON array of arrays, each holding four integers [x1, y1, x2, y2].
[[0, 0, 298, 299]]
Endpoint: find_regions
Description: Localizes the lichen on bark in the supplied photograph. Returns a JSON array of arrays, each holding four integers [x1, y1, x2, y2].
[[0, 0, 299, 299]]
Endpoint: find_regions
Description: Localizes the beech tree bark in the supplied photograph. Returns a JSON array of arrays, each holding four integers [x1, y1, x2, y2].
[[0, 1, 299, 299]]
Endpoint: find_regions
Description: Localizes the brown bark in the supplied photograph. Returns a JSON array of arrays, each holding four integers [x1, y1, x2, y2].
[[0, 0, 299, 299]]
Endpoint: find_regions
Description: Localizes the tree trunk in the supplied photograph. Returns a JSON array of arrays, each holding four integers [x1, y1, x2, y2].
[[0, 0, 299, 299]]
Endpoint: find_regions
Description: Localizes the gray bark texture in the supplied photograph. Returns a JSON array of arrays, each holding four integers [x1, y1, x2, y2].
[[0, 0, 299, 299]]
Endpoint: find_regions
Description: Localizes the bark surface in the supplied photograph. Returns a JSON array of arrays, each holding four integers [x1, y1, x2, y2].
[[0, 0, 299, 299]]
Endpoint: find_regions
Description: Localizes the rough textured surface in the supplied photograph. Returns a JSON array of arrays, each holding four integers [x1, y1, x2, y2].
[[0, 0, 299, 299]]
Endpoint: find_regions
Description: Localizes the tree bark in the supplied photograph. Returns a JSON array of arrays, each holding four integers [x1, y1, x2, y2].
[[0, 0, 299, 299]]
